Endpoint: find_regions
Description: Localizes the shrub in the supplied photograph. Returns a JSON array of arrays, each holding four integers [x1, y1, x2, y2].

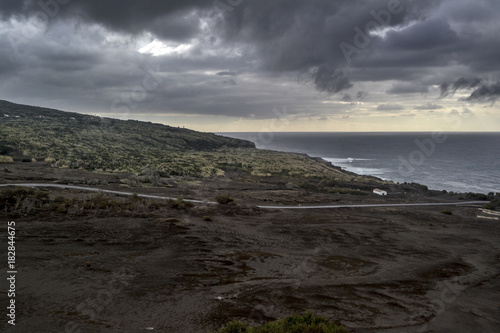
[[217, 321, 249, 333], [441, 210, 452, 215], [215, 311, 348, 333], [0, 188, 50, 212], [0, 188, 167, 215], [203, 216, 212, 221], [484, 198, 500, 211], [216, 194, 234, 205], [465, 192, 489, 201], [0, 155, 14, 163], [168, 198, 194, 210], [328, 188, 368, 195], [483, 203, 496, 210], [411, 183, 429, 191]]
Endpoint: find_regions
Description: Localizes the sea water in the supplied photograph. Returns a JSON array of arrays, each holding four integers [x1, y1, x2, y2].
[[221, 132, 500, 194]]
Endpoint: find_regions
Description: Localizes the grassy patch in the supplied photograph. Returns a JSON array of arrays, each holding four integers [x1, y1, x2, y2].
[[0, 155, 14, 163], [299, 180, 368, 195], [0, 187, 182, 215], [214, 311, 348, 333]]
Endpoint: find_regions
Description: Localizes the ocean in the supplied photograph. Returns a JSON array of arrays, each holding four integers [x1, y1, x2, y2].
[[221, 132, 500, 194]]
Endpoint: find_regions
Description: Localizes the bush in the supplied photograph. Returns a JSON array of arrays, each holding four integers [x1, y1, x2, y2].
[[483, 203, 496, 210], [0, 155, 14, 163], [441, 210, 452, 215], [0, 188, 50, 212], [0, 188, 167, 215], [484, 198, 500, 211], [411, 183, 429, 191], [465, 192, 489, 201], [168, 198, 194, 210], [328, 188, 368, 195], [216, 194, 234, 205], [203, 216, 212, 221], [216, 311, 348, 333]]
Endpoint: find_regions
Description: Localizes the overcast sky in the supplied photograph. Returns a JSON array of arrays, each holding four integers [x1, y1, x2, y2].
[[0, 0, 499, 131]]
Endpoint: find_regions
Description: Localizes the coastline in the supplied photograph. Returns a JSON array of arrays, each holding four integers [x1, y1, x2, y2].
[[219, 132, 500, 195]]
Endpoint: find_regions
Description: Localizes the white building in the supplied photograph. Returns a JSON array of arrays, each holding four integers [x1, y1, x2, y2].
[[373, 189, 387, 196]]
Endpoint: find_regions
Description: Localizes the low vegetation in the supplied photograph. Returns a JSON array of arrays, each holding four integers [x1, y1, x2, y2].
[[0, 155, 14, 163], [215, 311, 348, 333], [484, 198, 500, 211], [463, 192, 490, 201], [168, 198, 195, 210], [298, 179, 369, 195], [0, 187, 192, 215], [0, 99, 252, 174], [216, 194, 235, 205]]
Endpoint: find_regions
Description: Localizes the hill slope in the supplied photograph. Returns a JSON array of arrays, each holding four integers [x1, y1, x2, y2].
[[0, 99, 377, 184], [0, 100, 256, 173]]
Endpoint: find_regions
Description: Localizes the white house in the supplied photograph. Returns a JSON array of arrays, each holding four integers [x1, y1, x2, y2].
[[373, 189, 387, 196]]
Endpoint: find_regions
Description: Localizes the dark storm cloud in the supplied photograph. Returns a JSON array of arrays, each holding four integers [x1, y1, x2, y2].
[[348, 2, 500, 83], [0, 0, 484, 92], [0, 0, 211, 41], [440, 77, 483, 97], [0, 0, 500, 120], [342, 94, 352, 102], [383, 19, 459, 51], [356, 91, 368, 100], [216, 0, 437, 93], [312, 66, 352, 94], [465, 81, 500, 103], [349, 21, 461, 83]]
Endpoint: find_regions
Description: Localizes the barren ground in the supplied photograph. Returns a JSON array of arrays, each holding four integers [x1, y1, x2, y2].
[[1, 163, 499, 332]]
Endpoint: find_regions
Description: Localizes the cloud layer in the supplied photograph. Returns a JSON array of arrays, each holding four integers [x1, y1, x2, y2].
[[0, 0, 499, 130]]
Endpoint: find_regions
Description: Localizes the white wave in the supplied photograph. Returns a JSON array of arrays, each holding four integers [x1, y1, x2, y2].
[[323, 158, 389, 177], [345, 167, 389, 176], [324, 157, 374, 164]]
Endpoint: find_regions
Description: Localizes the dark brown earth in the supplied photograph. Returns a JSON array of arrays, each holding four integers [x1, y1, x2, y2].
[[1, 163, 499, 332]]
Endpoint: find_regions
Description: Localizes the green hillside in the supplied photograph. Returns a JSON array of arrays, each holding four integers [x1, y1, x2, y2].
[[0, 99, 375, 184], [0, 100, 254, 173]]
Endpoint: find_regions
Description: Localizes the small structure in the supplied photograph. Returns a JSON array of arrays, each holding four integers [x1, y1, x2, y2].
[[373, 188, 387, 196]]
